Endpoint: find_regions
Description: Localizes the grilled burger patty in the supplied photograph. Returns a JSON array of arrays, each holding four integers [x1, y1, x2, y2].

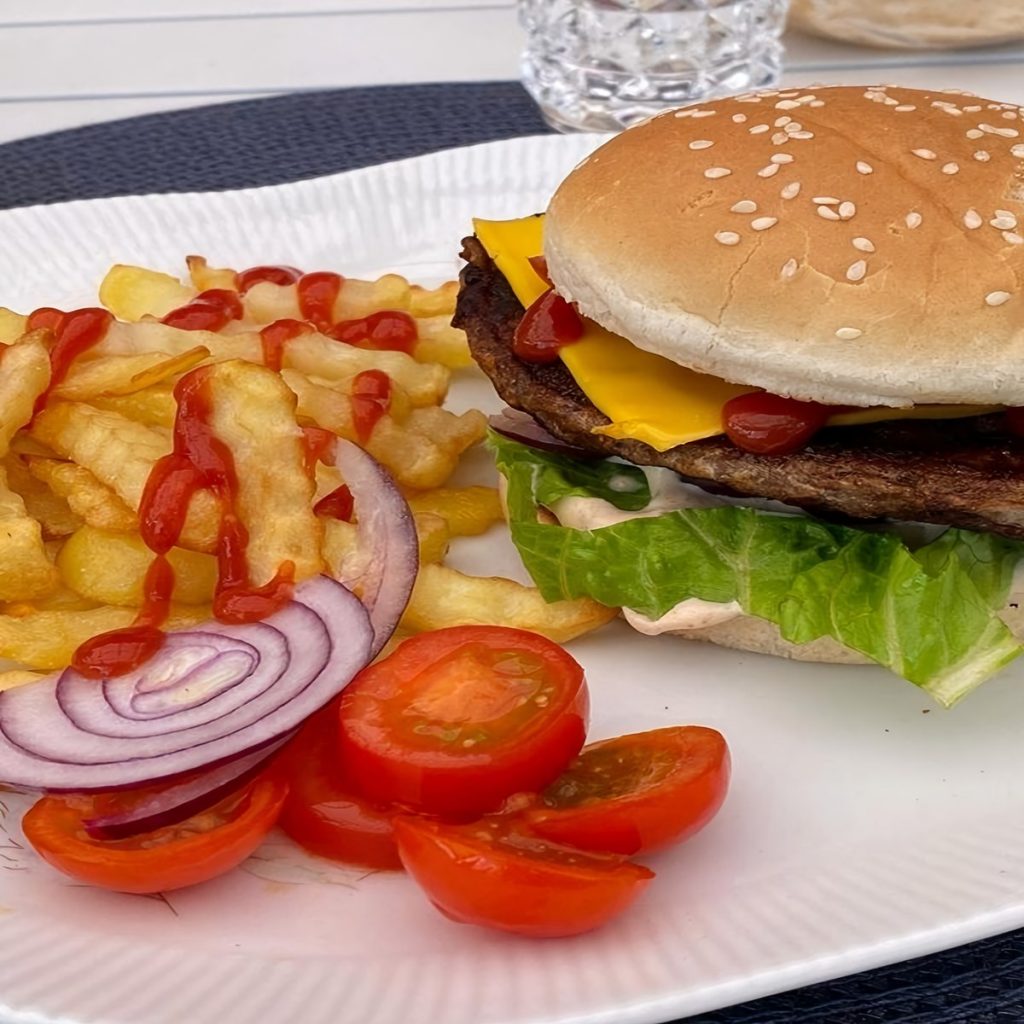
[[455, 235, 1024, 541]]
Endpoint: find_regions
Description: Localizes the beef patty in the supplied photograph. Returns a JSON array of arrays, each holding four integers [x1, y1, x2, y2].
[[454, 235, 1024, 541]]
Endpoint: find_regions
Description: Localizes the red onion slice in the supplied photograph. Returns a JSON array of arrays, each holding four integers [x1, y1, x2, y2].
[[80, 735, 291, 841], [0, 575, 372, 789], [334, 439, 418, 657], [489, 407, 598, 459]]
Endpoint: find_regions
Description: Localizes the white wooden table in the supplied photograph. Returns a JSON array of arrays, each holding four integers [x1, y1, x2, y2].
[[0, 0, 1022, 145]]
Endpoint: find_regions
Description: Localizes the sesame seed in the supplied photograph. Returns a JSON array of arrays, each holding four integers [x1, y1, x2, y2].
[[731, 200, 758, 213], [839, 201, 856, 220], [991, 214, 1017, 229], [758, 163, 782, 178], [771, 153, 794, 164], [964, 209, 983, 229], [781, 181, 802, 199], [775, 116, 792, 127], [965, 105, 983, 112], [996, 209, 1017, 222], [966, 128, 985, 140], [847, 260, 868, 282], [732, 113, 748, 123], [689, 139, 715, 150], [836, 327, 863, 340], [1012, 144, 1024, 157], [751, 216, 778, 231], [813, 196, 841, 204], [986, 291, 1012, 306], [1003, 111, 1019, 120], [941, 162, 960, 175], [784, 122, 803, 134], [856, 161, 874, 174], [771, 132, 790, 145], [781, 258, 799, 278], [1004, 232, 1024, 245], [715, 231, 741, 246], [809, 100, 825, 108], [749, 124, 770, 134], [912, 148, 937, 160], [974, 151, 991, 162], [895, 105, 916, 112], [797, 94, 817, 105], [691, 110, 717, 119], [852, 237, 876, 252], [775, 99, 801, 110], [906, 212, 923, 229], [980, 123, 1019, 138], [704, 167, 732, 179], [778, 90, 800, 98], [790, 131, 815, 140], [817, 206, 841, 221], [883, 97, 899, 107]]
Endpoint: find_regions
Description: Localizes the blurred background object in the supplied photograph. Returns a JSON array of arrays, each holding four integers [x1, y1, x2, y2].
[[789, 0, 1024, 49], [518, 0, 791, 132]]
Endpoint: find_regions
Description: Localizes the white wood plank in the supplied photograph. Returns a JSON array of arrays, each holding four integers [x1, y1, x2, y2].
[[0, 10, 523, 97], [0, 0, 513, 25]]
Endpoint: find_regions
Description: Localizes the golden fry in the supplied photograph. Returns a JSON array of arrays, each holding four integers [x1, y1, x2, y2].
[[57, 526, 217, 607], [0, 669, 45, 691], [0, 469, 60, 601], [52, 346, 209, 401], [90, 384, 177, 429], [0, 332, 51, 458], [401, 564, 618, 643], [406, 487, 503, 537], [0, 605, 208, 671], [98, 264, 195, 321], [242, 274, 412, 325], [0, 308, 27, 344], [30, 402, 219, 550], [413, 315, 472, 369], [284, 370, 485, 490], [409, 280, 458, 318], [96, 320, 259, 364], [4, 455, 82, 538], [186, 255, 237, 292], [205, 360, 323, 584], [26, 456, 138, 533]]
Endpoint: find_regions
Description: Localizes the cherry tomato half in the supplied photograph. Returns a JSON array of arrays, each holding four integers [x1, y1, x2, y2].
[[337, 626, 589, 818], [277, 699, 402, 870], [394, 815, 653, 938], [22, 776, 287, 894], [519, 726, 730, 855]]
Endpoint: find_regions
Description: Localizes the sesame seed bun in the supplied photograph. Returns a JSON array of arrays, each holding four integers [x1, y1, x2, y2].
[[545, 85, 1024, 408]]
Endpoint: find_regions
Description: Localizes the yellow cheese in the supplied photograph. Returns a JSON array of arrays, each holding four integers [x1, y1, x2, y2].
[[474, 216, 1000, 450]]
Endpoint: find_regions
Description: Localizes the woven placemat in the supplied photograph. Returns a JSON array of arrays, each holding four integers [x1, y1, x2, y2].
[[1, 80, 1021, 1024]]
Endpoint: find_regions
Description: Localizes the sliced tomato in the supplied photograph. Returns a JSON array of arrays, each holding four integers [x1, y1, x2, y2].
[[394, 815, 653, 938], [277, 699, 401, 870], [337, 626, 588, 817], [519, 726, 729, 855], [22, 775, 287, 894]]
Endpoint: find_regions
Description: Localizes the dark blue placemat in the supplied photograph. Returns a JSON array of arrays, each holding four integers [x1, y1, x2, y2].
[[1, 80, 1022, 1023]]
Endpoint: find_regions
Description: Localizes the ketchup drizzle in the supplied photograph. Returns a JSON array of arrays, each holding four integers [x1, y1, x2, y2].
[[31, 307, 114, 416], [329, 310, 418, 354], [161, 289, 244, 333], [350, 369, 392, 443], [260, 318, 311, 372], [722, 392, 836, 456], [297, 272, 344, 333], [236, 264, 302, 295], [72, 366, 296, 678], [314, 484, 354, 521], [513, 289, 584, 364]]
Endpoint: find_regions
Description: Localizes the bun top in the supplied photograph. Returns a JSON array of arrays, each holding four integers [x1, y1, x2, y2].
[[544, 85, 1024, 407]]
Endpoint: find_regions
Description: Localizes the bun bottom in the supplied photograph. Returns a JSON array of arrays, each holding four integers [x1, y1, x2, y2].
[[653, 598, 1024, 665]]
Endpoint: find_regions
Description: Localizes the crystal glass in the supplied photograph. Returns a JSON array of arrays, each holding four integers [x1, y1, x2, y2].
[[519, 0, 792, 133]]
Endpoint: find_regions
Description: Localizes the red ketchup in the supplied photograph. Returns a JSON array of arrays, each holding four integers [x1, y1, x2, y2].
[[30, 307, 113, 416], [236, 264, 302, 294], [72, 366, 296, 678], [297, 272, 344, 333], [162, 289, 244, 332], [350, 369, 392, 444], [722, 392, 836, 456], [329, 311, 418, 354], [260, 318, 312, 372], [314, 484, 355, 521], [301, 425, 338, 476], [513, 289, 584, 364]]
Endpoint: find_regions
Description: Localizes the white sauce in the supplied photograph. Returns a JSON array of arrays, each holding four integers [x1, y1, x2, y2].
[[624, 600, 743, 635]]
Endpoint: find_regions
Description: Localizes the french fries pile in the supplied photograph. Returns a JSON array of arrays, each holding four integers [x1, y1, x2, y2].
[[0, 257, 614, 685]]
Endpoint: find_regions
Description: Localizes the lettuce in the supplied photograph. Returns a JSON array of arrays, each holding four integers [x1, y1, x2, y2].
[[491, 432, 1024, 706]]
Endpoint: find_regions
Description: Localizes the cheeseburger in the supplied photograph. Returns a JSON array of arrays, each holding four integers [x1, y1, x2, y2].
[[454, 85, 1024, 706]]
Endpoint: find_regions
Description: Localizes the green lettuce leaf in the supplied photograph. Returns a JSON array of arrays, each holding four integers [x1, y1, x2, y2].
[[490, 432, 1024, 706]]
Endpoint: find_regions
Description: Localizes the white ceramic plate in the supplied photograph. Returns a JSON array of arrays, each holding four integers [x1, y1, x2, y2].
[[2, 135, 1024, 1024]]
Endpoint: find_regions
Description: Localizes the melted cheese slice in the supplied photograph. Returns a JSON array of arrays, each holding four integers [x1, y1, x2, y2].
[[474, 216, 999, 450]]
